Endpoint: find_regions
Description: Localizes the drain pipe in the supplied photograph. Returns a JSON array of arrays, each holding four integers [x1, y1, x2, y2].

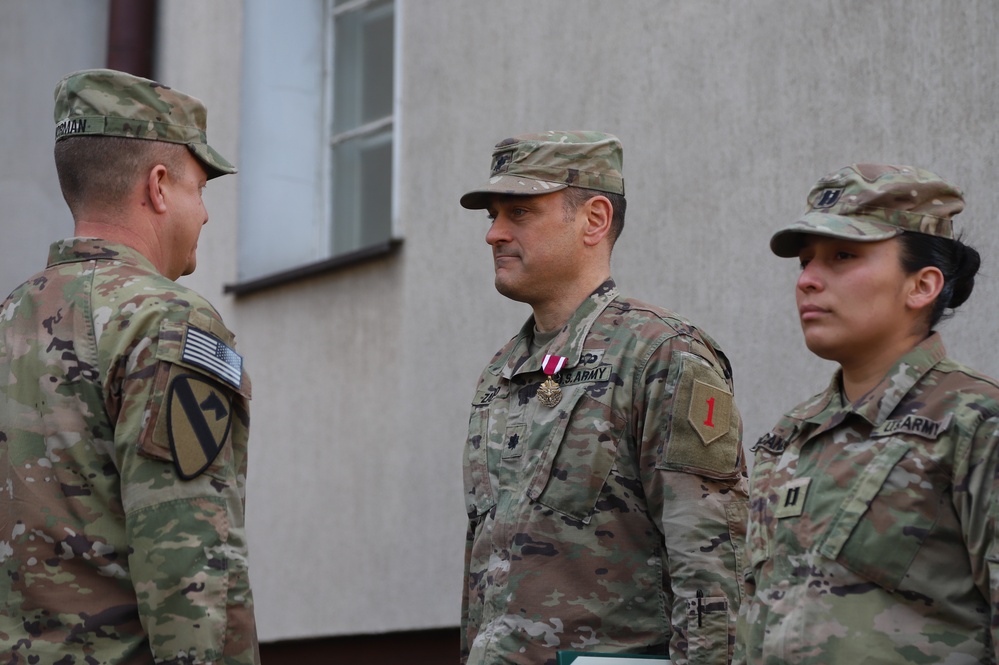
[[106, 0, 158, 78]]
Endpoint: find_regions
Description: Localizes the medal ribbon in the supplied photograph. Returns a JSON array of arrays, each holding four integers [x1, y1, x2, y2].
[[542, 354, 567, 376]]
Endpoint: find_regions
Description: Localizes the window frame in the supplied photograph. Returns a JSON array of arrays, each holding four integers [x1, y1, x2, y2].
[[226, 0, 402, 296]]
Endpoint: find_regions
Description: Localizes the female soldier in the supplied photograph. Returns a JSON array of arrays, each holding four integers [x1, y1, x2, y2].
[[740, 163, 999, 663]]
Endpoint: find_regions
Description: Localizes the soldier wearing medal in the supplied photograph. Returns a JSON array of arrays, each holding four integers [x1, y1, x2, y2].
[[0, 69, 259, 663], [459, 131, 749, 664], [738, 164, 999, 663]]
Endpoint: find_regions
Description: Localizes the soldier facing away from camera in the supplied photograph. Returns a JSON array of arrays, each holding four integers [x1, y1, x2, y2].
[[0, 69, 258, 664]]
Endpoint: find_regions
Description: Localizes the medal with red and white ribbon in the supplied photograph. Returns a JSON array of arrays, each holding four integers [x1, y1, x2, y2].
[[537, 354, 567, 407]]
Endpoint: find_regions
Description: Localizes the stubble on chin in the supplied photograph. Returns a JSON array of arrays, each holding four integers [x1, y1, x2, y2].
[[493, 274, 530, 304]]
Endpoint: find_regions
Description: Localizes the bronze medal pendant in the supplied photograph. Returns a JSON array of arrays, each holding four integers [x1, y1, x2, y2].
[[537, 376, 563, 407], [538, 353, 568, 408]]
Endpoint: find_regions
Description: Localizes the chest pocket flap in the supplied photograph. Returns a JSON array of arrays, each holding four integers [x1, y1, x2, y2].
[[816, 437, 929, 591]]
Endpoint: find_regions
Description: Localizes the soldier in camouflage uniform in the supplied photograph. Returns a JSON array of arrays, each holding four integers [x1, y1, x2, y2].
[[0, 70, 258, 664], [459, 131, 749, 664], [739, 164, 998, 663]]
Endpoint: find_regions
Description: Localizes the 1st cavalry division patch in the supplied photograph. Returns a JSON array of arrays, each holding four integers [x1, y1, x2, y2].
[[167, 373, 232, 479]]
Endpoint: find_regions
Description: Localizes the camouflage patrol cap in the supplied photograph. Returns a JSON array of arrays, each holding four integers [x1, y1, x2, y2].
[[770, 163, 963, 257], [460, 130, 624, 210], [53, 68, 236, 179]]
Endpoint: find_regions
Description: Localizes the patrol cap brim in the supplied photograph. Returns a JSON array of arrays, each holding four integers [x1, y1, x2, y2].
[[460, 174, 568, 210], [770, 212, 903, 257], [190, 142, 237, 180]]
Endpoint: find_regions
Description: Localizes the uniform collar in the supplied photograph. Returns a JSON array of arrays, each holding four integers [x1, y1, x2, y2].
[[490, 279, 619, 379], [792, 332, 947, 438], [47, 237, 159, 274]]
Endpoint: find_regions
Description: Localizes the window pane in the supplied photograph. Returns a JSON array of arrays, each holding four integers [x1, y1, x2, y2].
[[331, 129, 393, 255], [333, 0, 394, 133], [238, 0, 328, 281]]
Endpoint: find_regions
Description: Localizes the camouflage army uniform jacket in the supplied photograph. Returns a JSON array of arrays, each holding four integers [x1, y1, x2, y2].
[[462, 279, 749, 665], [0, 239, 258, 664], [740, 333, 999, 664]]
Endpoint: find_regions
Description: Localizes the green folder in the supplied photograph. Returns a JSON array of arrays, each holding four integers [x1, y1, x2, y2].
[[557, 652, 670, 664]]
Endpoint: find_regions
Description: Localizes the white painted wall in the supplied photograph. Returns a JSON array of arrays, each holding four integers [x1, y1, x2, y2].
[[4, 0, 999, 645], [0, 0, 109, 296]]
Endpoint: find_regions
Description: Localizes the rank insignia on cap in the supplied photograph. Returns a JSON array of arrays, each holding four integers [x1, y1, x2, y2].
[[687, 380, 732, 446], [814, 187, 843, 208], [182, 326, 242, 389], [491, 150, 514, 175], [167, 373, 232, 480]]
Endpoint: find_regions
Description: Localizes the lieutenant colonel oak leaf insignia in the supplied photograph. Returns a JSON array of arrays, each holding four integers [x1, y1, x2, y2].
[[491, 149, 514, 175], [687, 379, 733, 446], [167, 373, 232, 480]]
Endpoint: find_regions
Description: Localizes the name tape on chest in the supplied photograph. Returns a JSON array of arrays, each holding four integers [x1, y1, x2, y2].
[[752, 432, 789, 454], [182, 326, 243, 389]]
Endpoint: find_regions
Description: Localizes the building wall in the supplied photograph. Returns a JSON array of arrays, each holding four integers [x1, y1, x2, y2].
[[3, 0, 999, 647], [0, 0, 109, 295]]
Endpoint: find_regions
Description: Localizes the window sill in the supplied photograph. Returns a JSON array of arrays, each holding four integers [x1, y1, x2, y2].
[[223, 238, 403, 297]]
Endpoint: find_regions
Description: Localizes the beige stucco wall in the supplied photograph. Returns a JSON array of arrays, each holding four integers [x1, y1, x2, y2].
[[4, 0, 999, 645]]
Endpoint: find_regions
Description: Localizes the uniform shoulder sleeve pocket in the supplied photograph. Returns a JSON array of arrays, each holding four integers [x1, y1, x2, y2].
[[139, 318, 250, 482], [155, 318, 250, 398], [657, 350, 741, 479]]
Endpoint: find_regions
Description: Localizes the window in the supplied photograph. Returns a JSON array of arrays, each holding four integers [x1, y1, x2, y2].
[[331, 0, 394, 255], [233, 0, 398, 292]]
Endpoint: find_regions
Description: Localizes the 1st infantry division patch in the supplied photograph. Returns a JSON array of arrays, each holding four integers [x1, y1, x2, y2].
[[687, 379, 732, 446]]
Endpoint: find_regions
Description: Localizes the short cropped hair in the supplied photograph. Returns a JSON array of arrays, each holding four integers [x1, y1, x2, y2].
[[561, 186, 627, 245], [54, 136, 187, 216]]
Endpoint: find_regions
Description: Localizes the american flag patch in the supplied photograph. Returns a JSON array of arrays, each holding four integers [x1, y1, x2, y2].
[[181, 327, 243, 389]]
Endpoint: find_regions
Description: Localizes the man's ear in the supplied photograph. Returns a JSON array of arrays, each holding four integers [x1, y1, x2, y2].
[[581, 195, 613, 247], [146, 164, 169, 214], [906, 266, 944, 312]]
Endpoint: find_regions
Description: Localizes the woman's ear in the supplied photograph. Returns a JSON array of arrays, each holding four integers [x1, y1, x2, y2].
[[906, 266, 945, 312]]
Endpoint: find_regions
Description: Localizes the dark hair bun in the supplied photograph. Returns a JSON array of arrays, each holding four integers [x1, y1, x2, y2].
[[946, 241, 981, 309]]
